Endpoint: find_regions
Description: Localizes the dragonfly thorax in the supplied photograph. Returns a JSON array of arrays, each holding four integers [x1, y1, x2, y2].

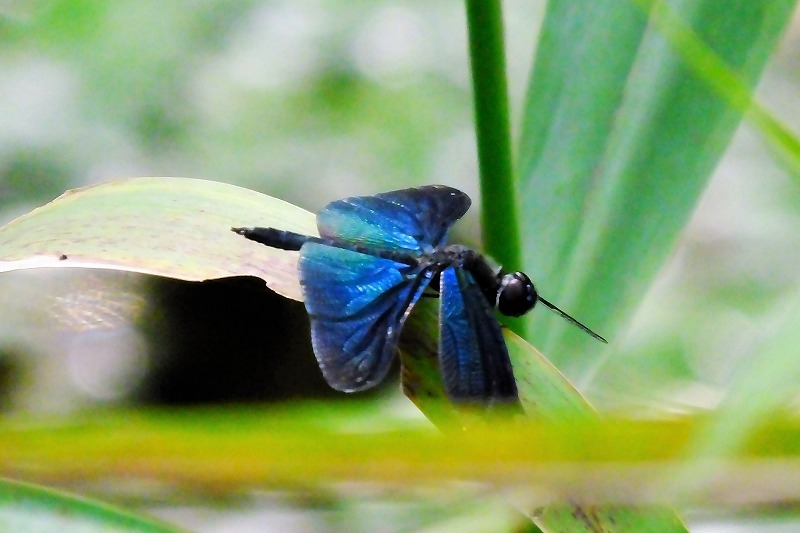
[[423, 243, 473, 266], [428, 246, 539, 318]]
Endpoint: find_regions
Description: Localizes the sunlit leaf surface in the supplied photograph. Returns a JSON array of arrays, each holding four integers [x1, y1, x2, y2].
[[0, 177, 316, 301]]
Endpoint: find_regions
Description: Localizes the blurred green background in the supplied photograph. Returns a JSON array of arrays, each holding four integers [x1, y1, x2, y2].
[[1, 1, 799, 531]]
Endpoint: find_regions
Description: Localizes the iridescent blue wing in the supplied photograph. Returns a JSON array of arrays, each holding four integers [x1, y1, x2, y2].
[[299, 242, 436, 392], [439, 267, 519, 404], [316, 185, 471, 254]]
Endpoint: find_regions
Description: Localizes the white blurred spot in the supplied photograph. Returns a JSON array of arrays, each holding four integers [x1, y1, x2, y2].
[[215, 2, 326, 91], [351, 5, 430, 84], [0, 58, 77, 146], [66, 327, 149, 401]]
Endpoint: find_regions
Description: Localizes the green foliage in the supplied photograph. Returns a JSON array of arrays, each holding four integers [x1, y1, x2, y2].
[[516, 0, 795, 365], [0, 478, 182, 533], [0, 177, 316, 299], [0, 1, 798, 531]]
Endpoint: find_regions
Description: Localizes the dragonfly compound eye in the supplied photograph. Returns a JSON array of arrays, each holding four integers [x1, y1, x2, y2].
[[497, 272, 537, 317]]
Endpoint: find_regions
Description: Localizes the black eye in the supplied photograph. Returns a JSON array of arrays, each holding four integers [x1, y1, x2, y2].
[[497, 272, 537, 317]]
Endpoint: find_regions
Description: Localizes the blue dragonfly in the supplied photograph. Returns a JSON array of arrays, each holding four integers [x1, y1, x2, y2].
[[233, 185, 605, 406]]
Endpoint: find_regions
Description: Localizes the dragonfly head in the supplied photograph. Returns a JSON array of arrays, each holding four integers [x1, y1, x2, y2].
[[497, 271, 538, 317]]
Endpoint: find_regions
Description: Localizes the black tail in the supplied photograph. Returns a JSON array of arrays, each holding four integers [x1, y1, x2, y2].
[[231, 227, 313, 252]]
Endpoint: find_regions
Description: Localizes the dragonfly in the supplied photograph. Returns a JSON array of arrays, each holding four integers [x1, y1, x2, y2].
[[233, 185, 605, 406]]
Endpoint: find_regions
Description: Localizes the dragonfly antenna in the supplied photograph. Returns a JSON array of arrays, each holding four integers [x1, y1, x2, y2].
[[538, 297, 607, 344]]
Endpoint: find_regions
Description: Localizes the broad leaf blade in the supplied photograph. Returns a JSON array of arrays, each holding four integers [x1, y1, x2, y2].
[[0, 177, 316, 301], [518, 0, 796, 365], [518, 1, 648, 282]]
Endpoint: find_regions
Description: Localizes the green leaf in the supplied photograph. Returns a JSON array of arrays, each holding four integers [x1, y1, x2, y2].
[[0, 177, 316, 301], [1, 407, 800, 506], [0, 478, 182, 533], [517, 0, 796, 365]]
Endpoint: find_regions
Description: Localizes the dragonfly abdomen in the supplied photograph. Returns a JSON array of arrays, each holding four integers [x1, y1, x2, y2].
[[232, 227, 312, 251], [233, 226, 420, 266]]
